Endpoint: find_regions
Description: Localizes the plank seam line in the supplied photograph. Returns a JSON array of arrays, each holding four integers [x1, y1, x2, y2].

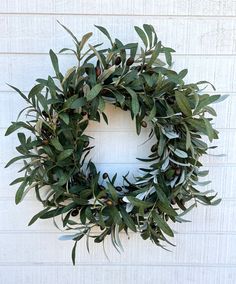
[[0, 52, 236, 57], [0, 12, 236, 18], [0, 262, 235, 267], [0, 230, 235, 235]]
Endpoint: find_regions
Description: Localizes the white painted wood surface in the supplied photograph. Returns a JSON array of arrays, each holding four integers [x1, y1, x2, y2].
[[0, 1, 235, 283]]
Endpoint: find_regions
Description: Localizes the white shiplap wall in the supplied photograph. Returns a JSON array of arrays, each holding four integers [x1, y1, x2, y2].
[[0, 1, 236, 283]]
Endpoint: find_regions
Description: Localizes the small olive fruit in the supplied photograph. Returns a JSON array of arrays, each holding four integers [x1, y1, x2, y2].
[[118, 198, 125, 204], [42, 111, 49, 118], [175, 167, 181, 175], [106, 200, 113, 206], [42, 139, 49, 145], [95, 66, 101, 77], [141, 121, 147, 128], [143, 64, 148, 71], [71, 209, 79, 217], [151, 144, 157, 152], [126, 57, 134, 66], [167, 96, 175, 105], [115, 56, 121, 65], [116, 186, 122, 192], [84, 141, 89, 148], [102, 172, 108, 179], [81, 111, 87, 116]]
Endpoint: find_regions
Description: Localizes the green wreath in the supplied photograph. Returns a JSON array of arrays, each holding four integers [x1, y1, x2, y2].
[[5, 23, 222, 264]]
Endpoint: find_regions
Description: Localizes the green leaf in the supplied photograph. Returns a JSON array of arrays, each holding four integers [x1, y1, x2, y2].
[[79, 32, 93, 51], [86, 84, 102, 101], [98, 65, 116, 82], [143, 24, 153, 48], [183, 123, 192, 150], [10, 177, 25, 186], [28, 208, 50, 226], [95, 25, 113, 45], [165, 51, 172, 66], [37, 93, 48, 111], [124, 87, 140, 116], [7, 84, 30, 103], [169, 145, 188, 158], [59, 113, 69, 125], [197, 80, 216, 91], [40, 208, 63, 219], [109, 206, 122, 225], [49, 49, 60, 78], [57, 20, 79, 45], [102, 112, 108, 124], [187, 118, 209, 136], [5, 155, 37, 168], [127, 196, 153, 208], [62, 67, 76, 86], [29, 84, 44, 99], [119, 206, 137, 232], [70, 97, 87, 109], [179, 69, 188, 79], [194, 94, 221, 114], [51, 137, 64, 151], [107, 182, 118, 202], [175, 91, 192, 117], [15, 181, 27, 204], [5, 122, 32, 136], [57, 149, 74, 161], [148, 42, 162, 66], [203, 118, 214, 142], [71, 240, 78, 265], [88, 44, 106, 68], [152, 210, 174, 237], [156, 201, 177, 217], [211, 198, 221, 206], [134, 26, 148, 48]]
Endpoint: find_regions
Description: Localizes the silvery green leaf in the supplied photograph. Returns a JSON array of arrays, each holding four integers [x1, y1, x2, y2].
[[169, 157, 190, 166], [212, 94, 228, 103], [62, 66, 76, 85], [98, 65, 116, 82], [191, 190, 215, 196], [161, 157, 169, 171], [170, 176, 178, 188], [136, 192, 147, 200], [59, 234, 78, 241], [115, 224, 124, 252], [162, 127, 179, 139], [176, 170, 186, 186], [122, 196, 130, 203], [126, 203, 134, 213], [191, 179, 212, 186], [169, 145, 188, 158]]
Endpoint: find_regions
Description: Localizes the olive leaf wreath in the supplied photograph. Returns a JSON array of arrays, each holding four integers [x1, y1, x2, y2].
[[5, 22, 223, 264]]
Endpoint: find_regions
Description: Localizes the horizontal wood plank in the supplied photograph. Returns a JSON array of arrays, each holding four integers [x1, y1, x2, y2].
[[0, 232, 235, 265], [0, 15, 236, 54], [0, 265, 235, 284], [1, 0, 236, 16]]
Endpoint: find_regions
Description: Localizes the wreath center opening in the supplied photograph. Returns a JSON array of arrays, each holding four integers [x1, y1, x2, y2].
[[85, 103, 154, 184]]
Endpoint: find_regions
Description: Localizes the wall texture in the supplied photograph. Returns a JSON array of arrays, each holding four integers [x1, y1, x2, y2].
[[0, 1, 235, 283]]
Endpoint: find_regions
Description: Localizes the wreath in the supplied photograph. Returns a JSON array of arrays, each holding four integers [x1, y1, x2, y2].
[[5, 23, 222, 264]]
